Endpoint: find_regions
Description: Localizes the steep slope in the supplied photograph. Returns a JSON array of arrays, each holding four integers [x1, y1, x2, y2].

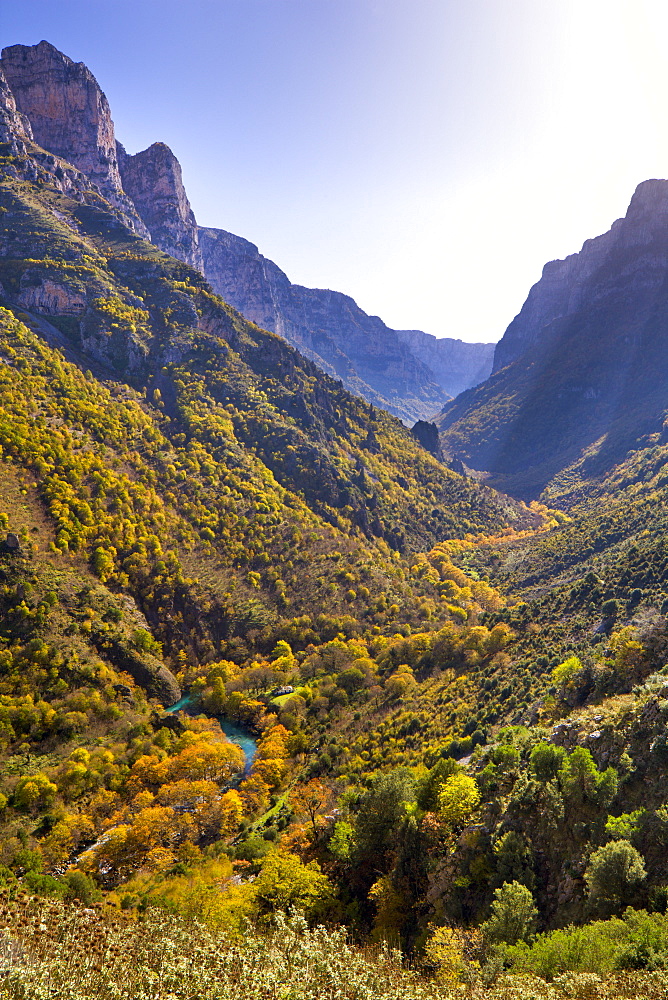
[[199, 225, 493, 423], [437, 180, 668, 498]]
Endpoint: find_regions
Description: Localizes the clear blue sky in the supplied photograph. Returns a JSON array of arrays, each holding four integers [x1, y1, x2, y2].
[[4, 1, 668, 342]]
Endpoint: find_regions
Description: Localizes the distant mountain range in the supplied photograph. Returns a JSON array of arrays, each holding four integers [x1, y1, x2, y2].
[[198, 227, 494, 424], [0, 40, 492, 425]]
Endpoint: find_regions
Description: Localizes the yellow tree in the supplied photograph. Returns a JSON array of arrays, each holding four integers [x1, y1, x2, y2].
[[437, 774, 480, 829], [290, 779, 329, 842], [251, 852, 332, 918]]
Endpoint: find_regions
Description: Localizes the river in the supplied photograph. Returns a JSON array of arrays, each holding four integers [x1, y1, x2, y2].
[[165, 691, 258, 775]]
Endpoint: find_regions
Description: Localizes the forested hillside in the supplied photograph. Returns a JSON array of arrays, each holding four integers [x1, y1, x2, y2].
[[2, 39, 668, 1000]]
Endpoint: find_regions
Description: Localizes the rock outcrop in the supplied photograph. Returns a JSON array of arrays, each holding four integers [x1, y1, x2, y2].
[[17, 273, 87, 315], [410, 420, 444, 460], [117, 141, 202, 269], [199, 226, 491, 423], [0, 66, 32, 154], [0, 41, 148, 237]]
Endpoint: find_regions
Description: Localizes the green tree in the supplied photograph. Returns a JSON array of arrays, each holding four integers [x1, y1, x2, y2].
[[558, 746, 618, 809], [329, 820, 354, 862], [417, 757, 460, 812], [585, 840, 646, 907], [353, 769, 416, 879], [493, 830, 534, 890], [481, 881, 538, 945], [529, 742, 566, 782]]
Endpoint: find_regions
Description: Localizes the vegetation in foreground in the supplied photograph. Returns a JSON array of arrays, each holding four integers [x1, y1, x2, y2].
[[4, 896, 668, 1000]]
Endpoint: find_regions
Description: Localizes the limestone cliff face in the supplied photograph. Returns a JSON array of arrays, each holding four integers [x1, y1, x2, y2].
[[1, 40, 121, 193], [493, 179, 668, 373], [0, 67, 33, 153], [438, 179, 668, 497], [395, 328, 493, 398], [0, 41, 148, 237], [117, 141, 202, 270], [199, 226, 490, 423], [0, 63, 143, 244]]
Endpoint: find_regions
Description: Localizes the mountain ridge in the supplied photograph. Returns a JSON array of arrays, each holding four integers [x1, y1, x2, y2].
[[0, 38, 492, 423], [437, 178, 668, 499], [199, 224, 494, 423]]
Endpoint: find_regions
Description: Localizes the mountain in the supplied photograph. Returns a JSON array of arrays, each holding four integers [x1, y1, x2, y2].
[[0, 37, 535, 747], [117, 140, 203, 271], [7, 39, 668, 993], [0, 36, 538, 827], [437, 179, 668, 499], [0, 41, 493, 424], [199, 226, 494, 423], [0, 40, 526, 617]]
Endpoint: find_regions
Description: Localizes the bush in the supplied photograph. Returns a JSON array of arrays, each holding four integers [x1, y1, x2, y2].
[[505, 909, 668, 978]]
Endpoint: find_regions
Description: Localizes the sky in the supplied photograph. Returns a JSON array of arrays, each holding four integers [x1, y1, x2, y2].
[[3, 0, 668, 343]]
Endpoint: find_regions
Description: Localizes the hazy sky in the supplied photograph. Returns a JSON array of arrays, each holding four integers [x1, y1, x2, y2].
[[4, 1, 668, 342]]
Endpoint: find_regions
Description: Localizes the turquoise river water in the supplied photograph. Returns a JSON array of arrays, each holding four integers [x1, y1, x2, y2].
[[165, 692, 258, 775]]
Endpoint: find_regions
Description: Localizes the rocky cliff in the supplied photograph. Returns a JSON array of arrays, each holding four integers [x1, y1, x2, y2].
[[438, 179, 668, 498], [492, 180, 668, 373], [117, 141, 202, 270], [0, 40, 148, 237], [0, 66, 33, 154], [0, 39, 494, 425], [199, 226, 492, 423]]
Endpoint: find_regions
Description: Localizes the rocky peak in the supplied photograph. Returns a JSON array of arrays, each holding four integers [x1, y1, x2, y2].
[[117, 141, 202, 270], [0, 41, 148, 237], [1, 40, 122, 195], [493, 178, 668, 373]]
